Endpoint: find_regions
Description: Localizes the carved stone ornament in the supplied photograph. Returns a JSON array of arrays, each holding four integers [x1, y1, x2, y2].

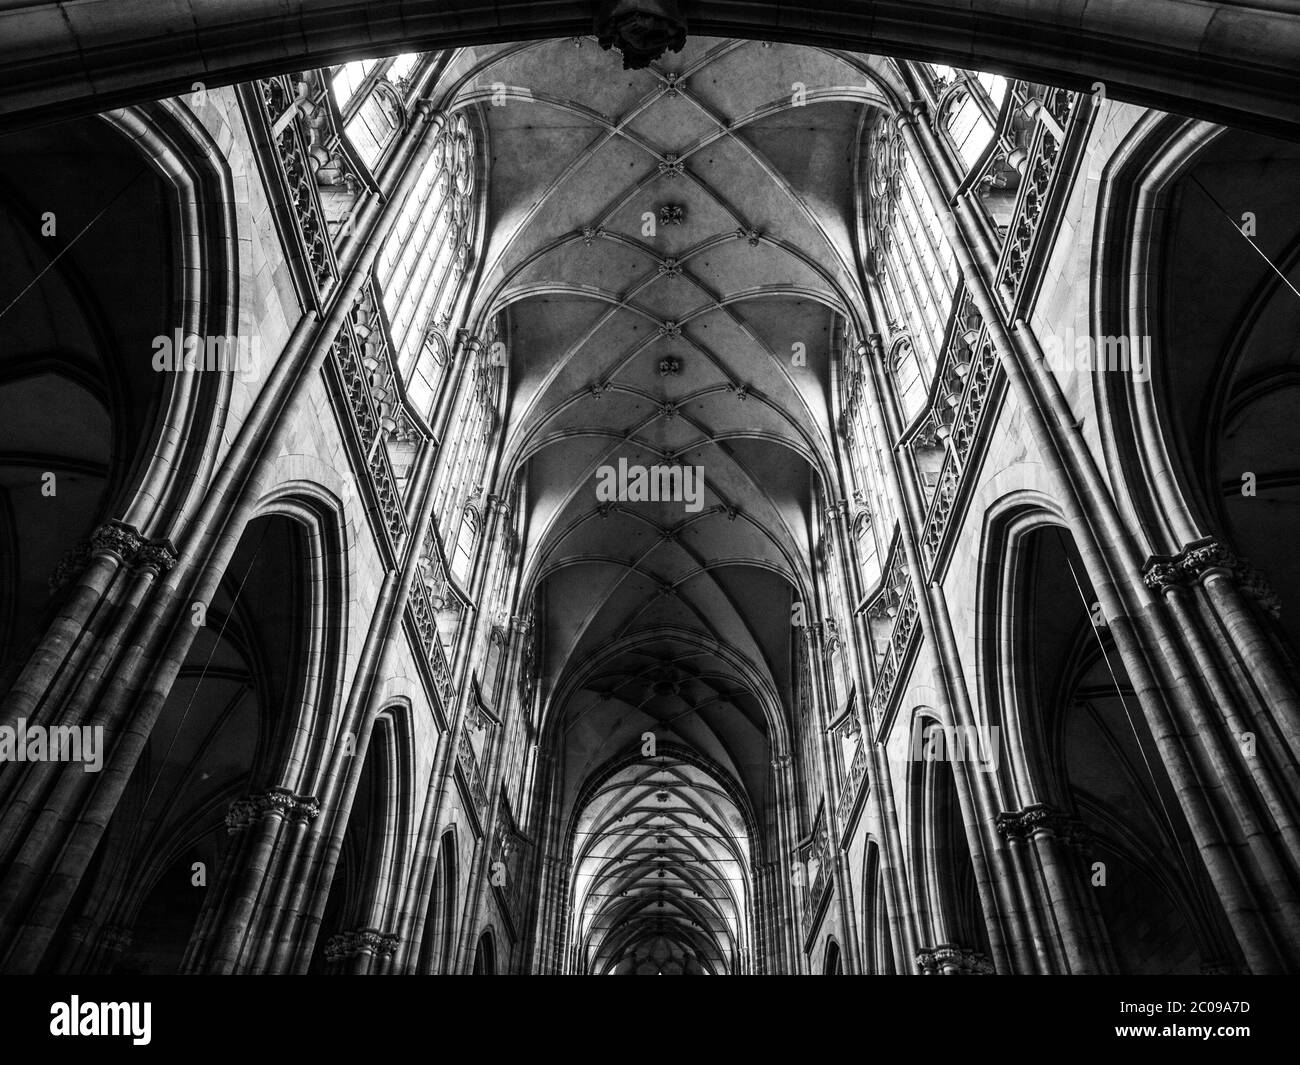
[[1142, 536, 1281, 618], [995, 803, 1092, 850], [225, 788, 321, 833], [594, 0, 688, 70], [324, 928, 400, 960], [916, 944, 994, 975]]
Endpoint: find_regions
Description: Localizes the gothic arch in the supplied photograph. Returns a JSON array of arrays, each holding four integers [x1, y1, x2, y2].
[[985, 506, 1227, 973], [821, 936, 842, 974], [0, 100, 237, 685], [861, 839, 897, 975], [417, 828, 461, 974], [53, 502, 337, 975], [472, 927, 497, 974], [311, 703, 417, 973], [1094, 113, 1300, 664], [904, 709, 993, 972]]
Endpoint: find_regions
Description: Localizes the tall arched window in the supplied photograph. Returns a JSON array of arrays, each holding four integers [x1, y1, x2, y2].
[[838, 324, 896, 594], [866, 117, 958, 410], [853, 510, 880, 591], [331, 54, 422, 173], [472, 929, 497, 974], [931, 66, 1008, 171], [376, 111, 478, 391], [891, 337, 928, 424], [451, 506, 479, 585], [435, 316, 504, 542]]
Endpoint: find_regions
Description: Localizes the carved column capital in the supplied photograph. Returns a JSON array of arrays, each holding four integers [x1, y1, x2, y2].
[[225, 788, 320, 833], [996, 802, 1092, 849], [1141, 560, 1182, 593], [1179, 537, 1236, 579], [136, 539, 180, 575], [91, 520, 144, 562], [99, 924, 135, 954], [916, 943, 993, 975], [1143, 537, 1281, 617]]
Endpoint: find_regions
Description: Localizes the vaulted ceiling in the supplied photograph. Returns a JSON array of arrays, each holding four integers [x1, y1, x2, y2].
[[435, 36, 901, 969]]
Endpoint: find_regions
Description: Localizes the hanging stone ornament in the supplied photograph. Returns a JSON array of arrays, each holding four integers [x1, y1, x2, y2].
[[594, 0, 688, 70]]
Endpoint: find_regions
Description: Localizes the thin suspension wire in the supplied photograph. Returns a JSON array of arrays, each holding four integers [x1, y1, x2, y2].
[[137, 521, 275, 813], [1054, 528, 1201, 886], [1188, 173, 1300, 303], [0, 166, 152, 323]]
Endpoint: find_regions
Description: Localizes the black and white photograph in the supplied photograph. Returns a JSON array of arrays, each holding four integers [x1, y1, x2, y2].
[[0, 0, 1296, 1049]]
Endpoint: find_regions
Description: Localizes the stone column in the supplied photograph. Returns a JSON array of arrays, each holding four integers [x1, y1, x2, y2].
[[322, 927, 401, 975], [915, 943, 994, 975], [996, 803, 1114, 973], [185, 788, 321, 974]]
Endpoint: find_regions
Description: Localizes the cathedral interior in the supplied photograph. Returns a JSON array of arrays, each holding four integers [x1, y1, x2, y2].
[[1, 0, 1299, 977]]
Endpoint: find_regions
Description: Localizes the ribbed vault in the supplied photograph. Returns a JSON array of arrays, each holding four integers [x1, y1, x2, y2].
[[441, 36, 898, 971], [570, 747, 752, 974]]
